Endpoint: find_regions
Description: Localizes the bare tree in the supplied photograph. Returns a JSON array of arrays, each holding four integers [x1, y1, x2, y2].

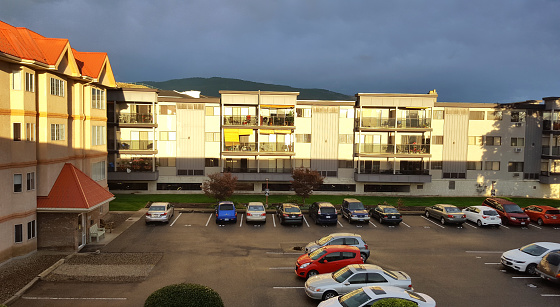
[[290, 168, 324, 205], [202, 172, 238, 202]]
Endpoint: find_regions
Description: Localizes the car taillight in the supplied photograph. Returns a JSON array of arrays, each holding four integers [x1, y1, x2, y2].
[[408, 284, 412, 288], [235, 212, 237, 216], [298, 214, 302, 217], [318, 209, 322, 215], [161, 212, 167, 216], [447, 215, 454, 218], [283, 214, 289, 217], [364, 244, 369, 250], [146, 213, 151, 216], [247, 213, 252, 216], [261, 213, 266, 216], [462, 214, 466, 218], [482, 215, 488, 219]]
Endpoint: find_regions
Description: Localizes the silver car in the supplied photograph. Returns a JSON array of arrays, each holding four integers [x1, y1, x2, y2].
[[424, 204, 466, 225], [305, 264, 413, 300], [317, 286, 436, 307], [305, 233, 370, 262], [246, 202, 266, 223], [145, 202, 174, 224]]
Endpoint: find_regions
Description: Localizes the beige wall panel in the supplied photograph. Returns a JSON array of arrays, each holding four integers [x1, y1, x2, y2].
[[442, 108, 469, 173], [260, 95, 297, 106], [310, 107, 338, 171], [177, 107, 205, 170], [221, 94, 258, 105]]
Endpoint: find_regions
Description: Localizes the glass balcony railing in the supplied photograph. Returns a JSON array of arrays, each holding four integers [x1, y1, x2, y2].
[[223, 115, 258, 126], [114, 158, 155, 172], [358, 169, 430, 175], [396, 144, 429, 154], [118, 140, 155, 150], [358, 117, 396, 128], [356, 144, 395, 154], [260, 116, 295, 126], [118, 113, 153, 124], [398, 118, 431, 128], [222, 167, 292, 173], [542, 146, 560, 155], [357, 117, 431, 128], [223, 142, 258, 152], [260, 142, 294, 152]]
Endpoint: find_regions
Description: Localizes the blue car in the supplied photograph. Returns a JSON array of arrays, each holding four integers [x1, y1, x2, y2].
[[215, 201, 237, 224]]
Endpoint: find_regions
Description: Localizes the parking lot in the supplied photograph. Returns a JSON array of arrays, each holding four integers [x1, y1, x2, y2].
[[13, 210, 560, 307]]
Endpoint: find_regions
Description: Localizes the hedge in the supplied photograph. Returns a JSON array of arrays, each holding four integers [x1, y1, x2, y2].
[[144, 283, 224, 307], [370, 298, 418, 307]]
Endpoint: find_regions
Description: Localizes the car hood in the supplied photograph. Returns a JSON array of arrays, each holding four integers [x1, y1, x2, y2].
[[317, 296, 341, 307], [305, 242, 321, 253], [350, 209, 368, 214], [297, 253, 313, 266], [507, 212, 529, 218], [417, 292, 437, 306], [502, 248, 539, 262], [306, 273, 336, 288]]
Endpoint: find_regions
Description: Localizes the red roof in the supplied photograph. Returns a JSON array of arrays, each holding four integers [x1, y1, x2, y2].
[[73, 50, 108, 79], [37, 163, 114, 211]]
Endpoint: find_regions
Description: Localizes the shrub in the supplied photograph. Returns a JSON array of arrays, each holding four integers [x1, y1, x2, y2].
[[144, 283, 224, 307], [370, 298, 418, 307]]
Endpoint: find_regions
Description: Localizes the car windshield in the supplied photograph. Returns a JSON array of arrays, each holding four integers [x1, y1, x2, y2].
[[545, 210, 560, 214], [383, 270, 398, 280], [321, 207, 336, 214], [483, 210, 499, 216], [339, 288, 371, 307], [248, 205, 264, 211], [406, 290, 426, 302], [285, 206, 301, 213], [309, 248, 328, 260], [544, 253, 560, 266], [348, 203, 365, 210], [384, 208, 399, 213], [504, 204, 523, 213], [149, 206, 166, 211], [445, 207, 461, 213], [520, 244, 549, 256], [333, 267, 353, 283], [219, 204, 234, 211], [317, 235, 333, 245]]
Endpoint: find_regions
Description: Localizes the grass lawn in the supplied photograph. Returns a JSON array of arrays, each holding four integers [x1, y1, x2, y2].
[[109, 193, 560, 211]]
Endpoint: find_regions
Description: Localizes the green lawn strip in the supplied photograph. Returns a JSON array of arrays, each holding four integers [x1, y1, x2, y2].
[[110, 194, 560, 211]]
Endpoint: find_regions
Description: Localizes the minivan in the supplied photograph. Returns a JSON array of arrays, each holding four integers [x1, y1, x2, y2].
[[482, 198, 530, 226], [309, 202, 338, 225]]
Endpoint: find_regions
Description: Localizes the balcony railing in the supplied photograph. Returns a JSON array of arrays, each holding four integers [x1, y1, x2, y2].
[[357, 117, 431, 128], [260, 142, 294, 152], [118, 113, 153, 124], [358, 117, 396, 128], [542, 146, 560, 156], [118, 140, 155, 150], [543, 120, 560, 130], [356, 144, 429, 154], [397, 118, 431, 128], [396, 144, 429, 154], [356, 144, 395, 154], [358, 169, 430, 175], [260, 116, 294, 126], [223, 115, 258, 126], [224, 142, 258, 152], [223, 167, 292, 173]]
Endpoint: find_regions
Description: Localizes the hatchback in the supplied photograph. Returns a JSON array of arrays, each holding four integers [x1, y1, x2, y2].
[[424, 204, 466, 225], [276, 203, 303, 225], [305, 233, 370, 262], [462, 205, 501, 227], [341, 198, 369, 224], [295, 245, 363, 279], [215, 201, 237, 224], [523, 205, 560, 226], [501, 242, 560, 274], [317, 285, 436, 307], [536, 251, 560, 283], [482, 197, 530, 226], [309, 202, 338, 225], [246, 202, 266, 223], [369, 204, 402, 225], [305, 264, 413, 300], [145, 202, 174, 224]]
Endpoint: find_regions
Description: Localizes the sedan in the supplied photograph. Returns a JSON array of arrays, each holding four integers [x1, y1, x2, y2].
[[369, 205, 402, 225], [215, 201, 237, 224], [305, 264, 412, 300], [317, 285, 436, 307], [145, 202, 174, 224], [424, 204, 466, 225], [501, 242, 560, 274], [523, 205, 560, 226], [246, 202, 266, 223], [462, 206, 501, 227], [276, 203, 303, 225]]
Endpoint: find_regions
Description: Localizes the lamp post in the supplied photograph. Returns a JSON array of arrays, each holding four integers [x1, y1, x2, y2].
[[265, 178, 269, 207]]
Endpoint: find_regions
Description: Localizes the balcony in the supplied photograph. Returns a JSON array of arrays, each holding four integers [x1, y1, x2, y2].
[[223, 142, 258, 152], [540, 172, 560, 184], [223, 115, 258, 126], [396, 144, 429, 154], [223, 167, 293, 181], [358, 117, 396, 128], [354, 169, 431, 183], [356, 144, 395, 154], [355, 144, 429, 156], [260, 142, 294, 152], [118, 113, 156, 128], [357, 117, 431, 129], [108, 170, 159, 181], [541, 146, 560, 157], [260, 116, 294, 127], [543, 120, 560, 131], [117, 140, 157, 154]]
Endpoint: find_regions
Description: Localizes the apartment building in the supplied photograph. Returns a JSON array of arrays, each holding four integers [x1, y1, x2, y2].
[[0, 21, 115, 263], [106, 89, 560, 199]]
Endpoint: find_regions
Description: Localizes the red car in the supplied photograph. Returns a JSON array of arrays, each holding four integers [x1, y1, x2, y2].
[[295, 245, 363, 279], [523, 205, 560, 226]]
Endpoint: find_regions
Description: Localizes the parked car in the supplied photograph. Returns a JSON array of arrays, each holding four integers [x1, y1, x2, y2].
[[309, 202, 338, 225], [317, 285, 436, 307], [215, 201, 237, 224], [523, 205, 560, 226], [536, 250, 560, 283], [501, 242, 560, 274], [276, 203, 303, 225], [305, 233, 370, 262], [424, 204, 466, 225], [341, 198, 369, 224], [145, 202, 174, 224], [305, 264, 413, 300], [245, 202, 266, 223], [482, 197, 530, 226], [462, 205, 501, 227], [295, 245, 363, 279], [369, 204, 402, 225]]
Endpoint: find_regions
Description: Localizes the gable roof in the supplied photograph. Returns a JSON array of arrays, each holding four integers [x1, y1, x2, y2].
[[37, 163, 114, 212]]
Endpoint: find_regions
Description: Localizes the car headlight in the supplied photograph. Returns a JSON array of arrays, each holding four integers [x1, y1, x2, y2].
[[510, 217, 517, 220], [307, 285, 315, 291], [300, 263, 310, 269]]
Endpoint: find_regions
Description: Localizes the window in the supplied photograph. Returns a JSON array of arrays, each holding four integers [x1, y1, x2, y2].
[[14, 174, 22, 193], [467, 161, 482, 170], [205, 158, 219, 167], [91, 88, 105, 109], [469, 111, 485, 120], [159, 157, 176, 167], [508, 162, 524, 172], [319, 170, 338, 177], [12, 70, 22, 90], [417, 184, 424, 189], [13, 123, 21, 141], [160, 131, 177, 141], [92, 126, 105, 145], [431, 161, 443, 170], [205, 106, 220, 116], [485, 161, 500, 171], [26, 123, 35, 141], [25, 72, 34, 92], [339, 134, 353, 144], [205, 132, 220, 142], [485, 136, 501, 146], [511, 111, 525, 122], [468, 136, 483, 145], [433, 136, 444, 145], [487, 111, 502, 120], [50, 124, 65, 141], [27, 220, 36, 240], [26, 172, 35, 191], [434, 110, 444, 120], [294, 159, 311, 168], [15, 224, 23, 243], [449, 181, 456, 190], [338, 160, 353, 168], [296, 108, 311, 118], [443, 173, 466, 179], [511, 137, 525, 146], [92, 161, 106, 181], [296, 134, 311, 143], [160, 105, 177, 115], [50, 77, 65, 97], [177, 169, 204, 176]]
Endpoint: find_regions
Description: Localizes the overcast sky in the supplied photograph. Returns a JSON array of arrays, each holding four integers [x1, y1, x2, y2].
[[1, 0, 559, 102]]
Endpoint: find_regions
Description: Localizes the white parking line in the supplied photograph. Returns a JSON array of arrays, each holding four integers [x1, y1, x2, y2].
[[269, 267, 294, 270], [337, 220, 344, 227], [266, 252, 302, 255], [512, 276, 541, 279], [485, 263, 501, 265], [529, 224, 542, 229], [500, 224, 509, 229], [169, 212, 182, 227], [272, 214, 276, 227], [369, 221, 377, 228], [466, 251, 504, 254], [273, 287, 305, 289], [463, 222, 477, 229], [303, 215, 310, 227], [239, 214, 244, 227], [421, 216, 445, 228], [205, 214, 212, 226], [23, 297, 127, 300], [401, 222, 411, 228], [541, 294, 560, 297]]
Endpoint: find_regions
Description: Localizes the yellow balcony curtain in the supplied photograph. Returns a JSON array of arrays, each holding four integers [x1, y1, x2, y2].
[[238, 129, 253, 136], [224, 129, 239, 142], [260, 129, 275, 134]]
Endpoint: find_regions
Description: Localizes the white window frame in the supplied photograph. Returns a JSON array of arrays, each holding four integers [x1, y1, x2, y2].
[[92, 126, 105, 146], [91, 88, 105, 109], [26, 172, 35, 191], [92, 161, 106, 181], [15, 224, 23, 243], [25, 72, 34, 92], [12, 70, 21, 90], [14, 174, 23, 193], [26, 123, 36, 141], [51, 124, 65, 141], [50, 77, 65, 97], [27, 220, 36, 240]]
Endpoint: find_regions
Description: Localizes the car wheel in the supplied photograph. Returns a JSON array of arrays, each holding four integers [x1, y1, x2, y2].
[[425, 211, 430, 218], [440, 217, 446, 225], [322, 291, 338, 300], [537, 218, 544, 226], [477, 220, 483, 227], [307, 270, 319, 279], [526, 263, 537, 275], [379, 217, 384, 224], [360, 253, 368, 263]]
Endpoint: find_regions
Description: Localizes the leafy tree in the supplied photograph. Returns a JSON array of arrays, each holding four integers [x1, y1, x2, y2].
[[144, 283, 224, 307], [201, 172, 238, 201], [290, 168, 324, 205], [370, 298, 418, 307]]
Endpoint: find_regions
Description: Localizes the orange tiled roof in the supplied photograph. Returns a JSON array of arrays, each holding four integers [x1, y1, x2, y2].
[[37, 163, 114, 211], [73, 50, 108, 79]]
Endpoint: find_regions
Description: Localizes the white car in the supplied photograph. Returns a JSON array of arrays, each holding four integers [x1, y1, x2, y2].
[[501, 242, 560, 274], [318, 285, 436, 307], [145, 202, 174, 224], [462, 206, 501, 227], [246, 202, 266, 223]]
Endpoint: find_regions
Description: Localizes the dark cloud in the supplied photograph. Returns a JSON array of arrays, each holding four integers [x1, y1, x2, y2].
[[1, 0, 559, 102]]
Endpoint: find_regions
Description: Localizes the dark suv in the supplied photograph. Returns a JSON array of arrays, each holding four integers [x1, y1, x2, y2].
[[341, 198, 369, 224], [309, 202, 338, 225], [482, 198, 529, 226]]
